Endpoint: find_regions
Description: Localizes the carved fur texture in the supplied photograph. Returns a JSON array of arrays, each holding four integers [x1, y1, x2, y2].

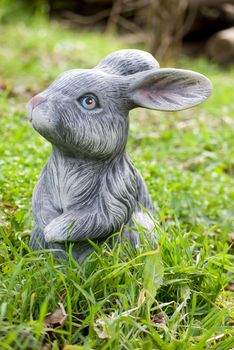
[[28, 49, 212, 263]]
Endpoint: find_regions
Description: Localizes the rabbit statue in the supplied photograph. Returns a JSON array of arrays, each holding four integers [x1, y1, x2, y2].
[[27, 49, 212, 263]]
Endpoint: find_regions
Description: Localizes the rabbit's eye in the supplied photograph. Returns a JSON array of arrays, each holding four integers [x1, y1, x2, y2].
[[80, 95, 97, 110]]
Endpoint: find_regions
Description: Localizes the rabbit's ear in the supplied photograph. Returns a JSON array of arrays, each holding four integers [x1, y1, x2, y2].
[[128, 68, 212, 111]]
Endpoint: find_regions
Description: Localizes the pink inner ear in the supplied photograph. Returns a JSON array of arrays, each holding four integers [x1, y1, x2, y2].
[[143, 90, 153, 98]]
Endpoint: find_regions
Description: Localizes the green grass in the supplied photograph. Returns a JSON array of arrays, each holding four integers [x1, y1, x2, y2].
[[0, 17, 234, 350]]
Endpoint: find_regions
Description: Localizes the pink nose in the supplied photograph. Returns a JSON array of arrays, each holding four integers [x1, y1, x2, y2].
[[31, 94, 44, 109], [27, 94, 44, 121]]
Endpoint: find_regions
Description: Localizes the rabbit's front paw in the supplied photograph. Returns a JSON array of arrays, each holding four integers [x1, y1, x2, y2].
[[44, 219, 66, 242]]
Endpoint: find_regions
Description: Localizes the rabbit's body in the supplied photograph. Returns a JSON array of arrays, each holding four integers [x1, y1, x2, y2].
[[30, 146, 153, 263], [28, 49, 212, 263]]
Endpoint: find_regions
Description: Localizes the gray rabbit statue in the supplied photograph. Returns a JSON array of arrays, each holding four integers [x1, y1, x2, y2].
[[27, 49, 212, 263]]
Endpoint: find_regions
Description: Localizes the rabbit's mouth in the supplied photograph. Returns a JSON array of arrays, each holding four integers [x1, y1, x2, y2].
[[27, 104, 33, 122]]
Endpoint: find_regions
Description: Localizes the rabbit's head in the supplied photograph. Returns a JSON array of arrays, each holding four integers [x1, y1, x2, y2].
[[28, 49, 212, 159]]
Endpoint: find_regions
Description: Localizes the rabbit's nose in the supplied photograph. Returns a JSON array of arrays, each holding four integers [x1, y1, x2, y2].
[[31, 94, 44, 109], [27, 94, 44, 121]]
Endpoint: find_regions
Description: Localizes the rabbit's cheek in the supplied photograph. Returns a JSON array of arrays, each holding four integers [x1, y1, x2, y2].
[[31, 107, 56, 136]]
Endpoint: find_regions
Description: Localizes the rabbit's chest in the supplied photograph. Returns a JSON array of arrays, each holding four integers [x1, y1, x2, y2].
[[47, 160, 99, 211]]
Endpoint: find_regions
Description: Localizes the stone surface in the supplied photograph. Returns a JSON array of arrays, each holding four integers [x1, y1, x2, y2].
[[27, 49, 212, 263]]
